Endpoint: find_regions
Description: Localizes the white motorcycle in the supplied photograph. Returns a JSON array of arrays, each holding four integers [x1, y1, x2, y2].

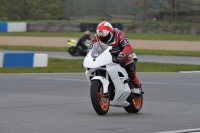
[[83, 42, 144, 115]]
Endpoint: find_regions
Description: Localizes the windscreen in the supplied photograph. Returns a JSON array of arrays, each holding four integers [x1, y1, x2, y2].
[[90, 42, 108, 58]]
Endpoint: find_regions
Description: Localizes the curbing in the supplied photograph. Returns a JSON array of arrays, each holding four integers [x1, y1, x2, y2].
[[0, 52, 48, 67]]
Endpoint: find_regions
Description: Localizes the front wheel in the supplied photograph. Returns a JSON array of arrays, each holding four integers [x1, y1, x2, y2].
[[124, 93, 143, 113], [68, 46, 80, 56], [90, 80, 110, 115]]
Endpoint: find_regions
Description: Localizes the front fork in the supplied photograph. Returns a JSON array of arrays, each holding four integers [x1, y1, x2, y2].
[[87, 69, 110, 95], [91, 76, 109, 94]]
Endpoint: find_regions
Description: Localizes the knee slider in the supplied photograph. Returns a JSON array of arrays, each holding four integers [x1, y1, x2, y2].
[[125, 62, 136, 73]]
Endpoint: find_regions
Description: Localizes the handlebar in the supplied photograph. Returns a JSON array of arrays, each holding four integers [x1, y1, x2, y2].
[[110, 49, 138, 64], [112, 56, 118, 63], [112, 56, 124, 67]]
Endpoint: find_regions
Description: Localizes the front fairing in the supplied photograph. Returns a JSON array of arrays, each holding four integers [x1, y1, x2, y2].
[[83, 43, 113, 68]]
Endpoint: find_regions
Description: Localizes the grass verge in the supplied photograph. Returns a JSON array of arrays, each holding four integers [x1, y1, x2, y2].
[[0, 32, 200, 41], [0, 58, 200, 73], [134, 49, 200, 57], [0, 45, 68, 52], [1, 45, 200, 57]]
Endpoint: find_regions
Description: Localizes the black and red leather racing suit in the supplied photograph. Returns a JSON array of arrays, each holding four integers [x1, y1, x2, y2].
[[91, 28, 141, 88]]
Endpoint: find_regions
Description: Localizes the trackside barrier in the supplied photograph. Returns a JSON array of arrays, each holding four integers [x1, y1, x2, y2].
[[0, 22, 27, 32], [0, 22, 7, 32], [0, 53, 48, 67]]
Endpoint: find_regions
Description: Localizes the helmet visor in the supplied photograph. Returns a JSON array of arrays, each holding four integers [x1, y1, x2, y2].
[[99, 33, 111, 43]]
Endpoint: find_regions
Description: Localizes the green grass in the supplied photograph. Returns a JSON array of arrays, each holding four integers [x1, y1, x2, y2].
[[0, 45, 68, 52], [0, 58, 83, 73], [134, 49, 200, 57], [126, 33, 200, 41], [0, 45, 200, 57], [137, 62, 200, 72], [0, 32, 85, 38], [0, 58, 199, 73], [0, 32, 200, 41]]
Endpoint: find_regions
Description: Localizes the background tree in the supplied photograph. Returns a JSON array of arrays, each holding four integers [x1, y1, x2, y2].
[[60, 0, 144, 19], [161, 0, 200, 22], [0, 0, 199, 22], [0, 0, 62, 20]]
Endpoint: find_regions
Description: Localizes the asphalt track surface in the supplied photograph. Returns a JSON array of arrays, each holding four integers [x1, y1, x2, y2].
[[0, 73, 200, 133], [1, 50, 200, 65]]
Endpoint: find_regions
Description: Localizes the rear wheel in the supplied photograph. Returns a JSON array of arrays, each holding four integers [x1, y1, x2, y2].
[[124, 93, 143, 113], [68, 46, 79, 56], [90, 80, 110, 115]]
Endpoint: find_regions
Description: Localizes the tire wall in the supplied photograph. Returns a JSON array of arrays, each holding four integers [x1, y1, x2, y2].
[[1, 22, 196, 35]]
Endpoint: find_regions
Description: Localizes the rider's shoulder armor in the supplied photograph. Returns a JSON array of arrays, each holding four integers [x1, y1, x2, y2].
[[108, 28, 130, 54]]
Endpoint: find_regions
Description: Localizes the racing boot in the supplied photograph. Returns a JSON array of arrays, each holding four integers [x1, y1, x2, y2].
[[128, 72, 141, 88], [124, 61, 143, 95], [128, 72, 144, 96]]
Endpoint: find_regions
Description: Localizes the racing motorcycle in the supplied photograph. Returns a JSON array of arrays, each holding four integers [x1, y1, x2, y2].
[[67, 39, 90, 56], [83, 42, 144, 115]]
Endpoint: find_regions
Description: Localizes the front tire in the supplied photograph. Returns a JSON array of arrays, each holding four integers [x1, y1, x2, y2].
[[68, 46, 79, 56], [90, 80, 110, 115], [124, 93, 143, 113]]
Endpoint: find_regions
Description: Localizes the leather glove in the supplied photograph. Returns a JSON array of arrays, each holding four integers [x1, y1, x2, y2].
[[116, 52, 126, 64]]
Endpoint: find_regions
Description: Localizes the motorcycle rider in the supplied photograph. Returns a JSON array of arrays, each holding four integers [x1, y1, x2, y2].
[[76, 30, 91, 51], [90, 21, 141, 89]]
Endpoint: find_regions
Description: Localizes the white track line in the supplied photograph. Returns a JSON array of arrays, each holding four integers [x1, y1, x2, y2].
[[142, 82, 200, 87], [179, 71, 200, 73], [37, 77, 87, 82], [36, 78, 200, 87], [155, 128, 200, 133]]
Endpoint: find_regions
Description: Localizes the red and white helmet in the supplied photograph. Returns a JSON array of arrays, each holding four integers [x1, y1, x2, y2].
[[96, 21, 113, 43]]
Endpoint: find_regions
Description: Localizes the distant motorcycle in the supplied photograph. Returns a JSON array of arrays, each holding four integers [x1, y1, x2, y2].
[[83, 42, 144, 115], [67, 39, 90, 56]]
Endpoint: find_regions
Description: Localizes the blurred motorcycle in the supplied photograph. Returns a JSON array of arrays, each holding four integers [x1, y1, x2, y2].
[[67, 39, 90, 56]]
